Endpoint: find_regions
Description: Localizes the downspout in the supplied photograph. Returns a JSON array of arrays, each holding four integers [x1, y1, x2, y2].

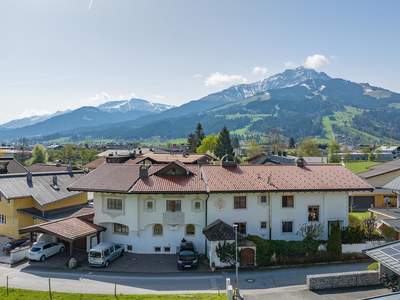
[[200, 165, 210, 255], [268, 192, 272, 240]]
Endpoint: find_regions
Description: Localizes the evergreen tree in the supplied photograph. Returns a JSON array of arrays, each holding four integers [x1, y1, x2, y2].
[[194, 123, 205, 144], [288, 137, 296, 149], [215, 126, 234, 159], [327, 222, 342, 257], [187, 133, 198, 153]]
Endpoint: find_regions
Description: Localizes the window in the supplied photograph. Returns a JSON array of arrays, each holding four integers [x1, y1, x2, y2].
[[234, 196, 247, 209], [234, 222, 247, 235], [260, 221, 267, 230], [308, 206, 320, 222], [282, 195, 294, 208], [260, 195, 268, 205], [328, 220, 344, 236], [153, 224, 163, 236], [194, 201, 201, 210], [164, 246, 171, 252], [113, 223, 129, 235], [282, 221, 293, 233], [127, 245, 133, 251], [154, 246, 161, 252], [107, 198, 122, 210], [186, 224, 195, 236], [166, 200, 181, 212], [0, 214, 6, 224], [145, 200, 154, 211]]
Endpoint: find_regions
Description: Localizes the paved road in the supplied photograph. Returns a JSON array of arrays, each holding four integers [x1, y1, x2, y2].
[[0, 262, 370, 295]]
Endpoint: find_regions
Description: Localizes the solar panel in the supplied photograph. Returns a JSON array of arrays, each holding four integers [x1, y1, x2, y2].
[[393, 244, 400, 251], [382, 248, 400, 255], [392, 254, 400, 260]]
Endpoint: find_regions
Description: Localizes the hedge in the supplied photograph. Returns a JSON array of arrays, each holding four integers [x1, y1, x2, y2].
[[247, 235, 366, 266]]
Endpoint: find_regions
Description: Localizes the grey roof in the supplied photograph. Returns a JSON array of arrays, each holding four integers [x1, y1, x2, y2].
[[0, 172, 84, 206], [0, 158, 27, 174], [202, 219, 245, 241], [364, 241, 400, 275], [359, 159, 400, 179], [382, 219, 400, 232], [384, 176, 400, 191], [369, 208, 400, 219], [17, 203, 93, 221]]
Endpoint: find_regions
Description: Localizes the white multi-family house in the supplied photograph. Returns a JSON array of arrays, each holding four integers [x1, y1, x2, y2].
[[68, 159, 372, 266]]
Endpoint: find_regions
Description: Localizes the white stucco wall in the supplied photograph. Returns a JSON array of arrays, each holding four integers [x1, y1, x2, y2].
[[93, 191, 349, 254], [94, 192, 207, 254]]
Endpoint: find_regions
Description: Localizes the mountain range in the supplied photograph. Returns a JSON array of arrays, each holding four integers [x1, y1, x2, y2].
[[1, 67, 400, 145]]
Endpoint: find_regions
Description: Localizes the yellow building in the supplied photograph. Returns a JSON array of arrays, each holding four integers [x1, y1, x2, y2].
[[0, 171, 87, 239]]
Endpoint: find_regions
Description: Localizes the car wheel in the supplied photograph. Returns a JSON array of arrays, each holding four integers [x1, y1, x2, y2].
[[105, 261, 110, 267], [40, 255, 46, 262], [59, 247, 65, 253]]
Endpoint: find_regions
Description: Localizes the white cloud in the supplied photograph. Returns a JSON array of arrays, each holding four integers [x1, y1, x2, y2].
[[252, 66, 268, 76], [204, 72, 248, 87], [303, 54, 329, 69], [284, 61, 296, 68], [87, 91, 112, 105], [18, 109, 53, 119]]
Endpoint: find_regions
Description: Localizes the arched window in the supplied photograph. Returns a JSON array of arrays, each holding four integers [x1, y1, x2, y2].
[[153, 224, 163, 236], [186, 224, 195, 236]]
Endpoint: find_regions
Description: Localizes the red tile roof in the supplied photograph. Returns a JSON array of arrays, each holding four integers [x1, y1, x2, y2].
[[20, 216, 104, 241], [201, 165, 372, 192], [68, 164, 372, 194]]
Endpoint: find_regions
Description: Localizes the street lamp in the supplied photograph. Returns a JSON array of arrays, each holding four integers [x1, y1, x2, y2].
[[233, 224, 239, 296]]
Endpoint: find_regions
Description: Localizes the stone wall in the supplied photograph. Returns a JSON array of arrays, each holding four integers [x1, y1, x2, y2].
[[307, 271, 380, 290]]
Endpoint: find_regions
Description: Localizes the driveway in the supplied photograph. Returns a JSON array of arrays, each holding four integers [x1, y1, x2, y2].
[[26, 252, 208, 273]]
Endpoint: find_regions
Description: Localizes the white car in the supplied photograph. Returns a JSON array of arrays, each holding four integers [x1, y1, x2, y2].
[[28, 241, 65, 262]]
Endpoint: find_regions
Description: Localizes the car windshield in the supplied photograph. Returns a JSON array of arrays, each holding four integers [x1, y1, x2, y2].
[[89, 251, 102, 258], [179, 250, 195, 260], [30, 247, 41, 252]]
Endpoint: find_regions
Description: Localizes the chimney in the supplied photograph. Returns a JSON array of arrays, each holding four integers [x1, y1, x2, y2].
[[27, 172, 33, 187], [139, 164, 149, 179], [52, 175, 58, 186], [296, 157, 306, 168], [67, 162, 73, 174]]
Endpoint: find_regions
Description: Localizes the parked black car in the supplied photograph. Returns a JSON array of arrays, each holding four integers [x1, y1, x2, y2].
[[2, 238, 30, 255], [177, 240, 199, 270]]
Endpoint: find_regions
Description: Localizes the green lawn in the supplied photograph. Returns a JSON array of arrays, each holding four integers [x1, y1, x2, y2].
[[349, 212, 371, 227], [0, 288, 224, 300], [345, 161, 380, 174]]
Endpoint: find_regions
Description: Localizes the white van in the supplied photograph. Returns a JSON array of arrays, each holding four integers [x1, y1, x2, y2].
[[88, 242, 124, 267]]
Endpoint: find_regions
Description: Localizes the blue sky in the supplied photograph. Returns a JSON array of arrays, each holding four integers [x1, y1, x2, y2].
[[0, 0, 399, 123]]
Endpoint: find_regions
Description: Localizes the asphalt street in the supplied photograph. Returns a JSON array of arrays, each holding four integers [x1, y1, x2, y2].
[[0, 262, 371, 295]]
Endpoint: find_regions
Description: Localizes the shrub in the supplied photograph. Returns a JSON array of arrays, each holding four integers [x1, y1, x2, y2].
[[368, 262, 379, 271], [327, 222, 342, 256], [215, 241, 236, 266], [341, 226, 364, 244]]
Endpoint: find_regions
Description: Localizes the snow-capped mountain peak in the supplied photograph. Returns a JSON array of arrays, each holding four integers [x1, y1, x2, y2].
[[97, 98, 174, 113]]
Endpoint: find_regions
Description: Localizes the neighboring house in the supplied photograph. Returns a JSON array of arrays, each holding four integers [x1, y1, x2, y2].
[[68, 160, 371, 267], [0, 157, 27, 174], [0, 170, 88, 239], [27, 163, 71, 173], [126, 153, 215, 165], [248, 154, 328, 165], [350, 160, 400, 211], [375, 146, 400, 161], [369, 207, 400, 240]]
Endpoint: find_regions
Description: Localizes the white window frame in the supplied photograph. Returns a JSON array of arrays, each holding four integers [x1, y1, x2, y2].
[[259, 195, 268, 205], [192, 199, 203, 212], [106, 197, 123, 211], [260, 221, 268, 231]]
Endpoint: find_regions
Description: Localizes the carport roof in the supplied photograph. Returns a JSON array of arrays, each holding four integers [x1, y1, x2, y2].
[[364, 241, 400, 275], [20, 216, 105, 242]]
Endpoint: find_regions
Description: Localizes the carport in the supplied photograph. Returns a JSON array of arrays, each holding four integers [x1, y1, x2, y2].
[[20, 216, 105, 256]]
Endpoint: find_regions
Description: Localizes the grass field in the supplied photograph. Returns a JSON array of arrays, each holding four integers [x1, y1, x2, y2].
[[0, 288, 225, 300], [349, 212, 371, 227], [345, 161, 380, 174]]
